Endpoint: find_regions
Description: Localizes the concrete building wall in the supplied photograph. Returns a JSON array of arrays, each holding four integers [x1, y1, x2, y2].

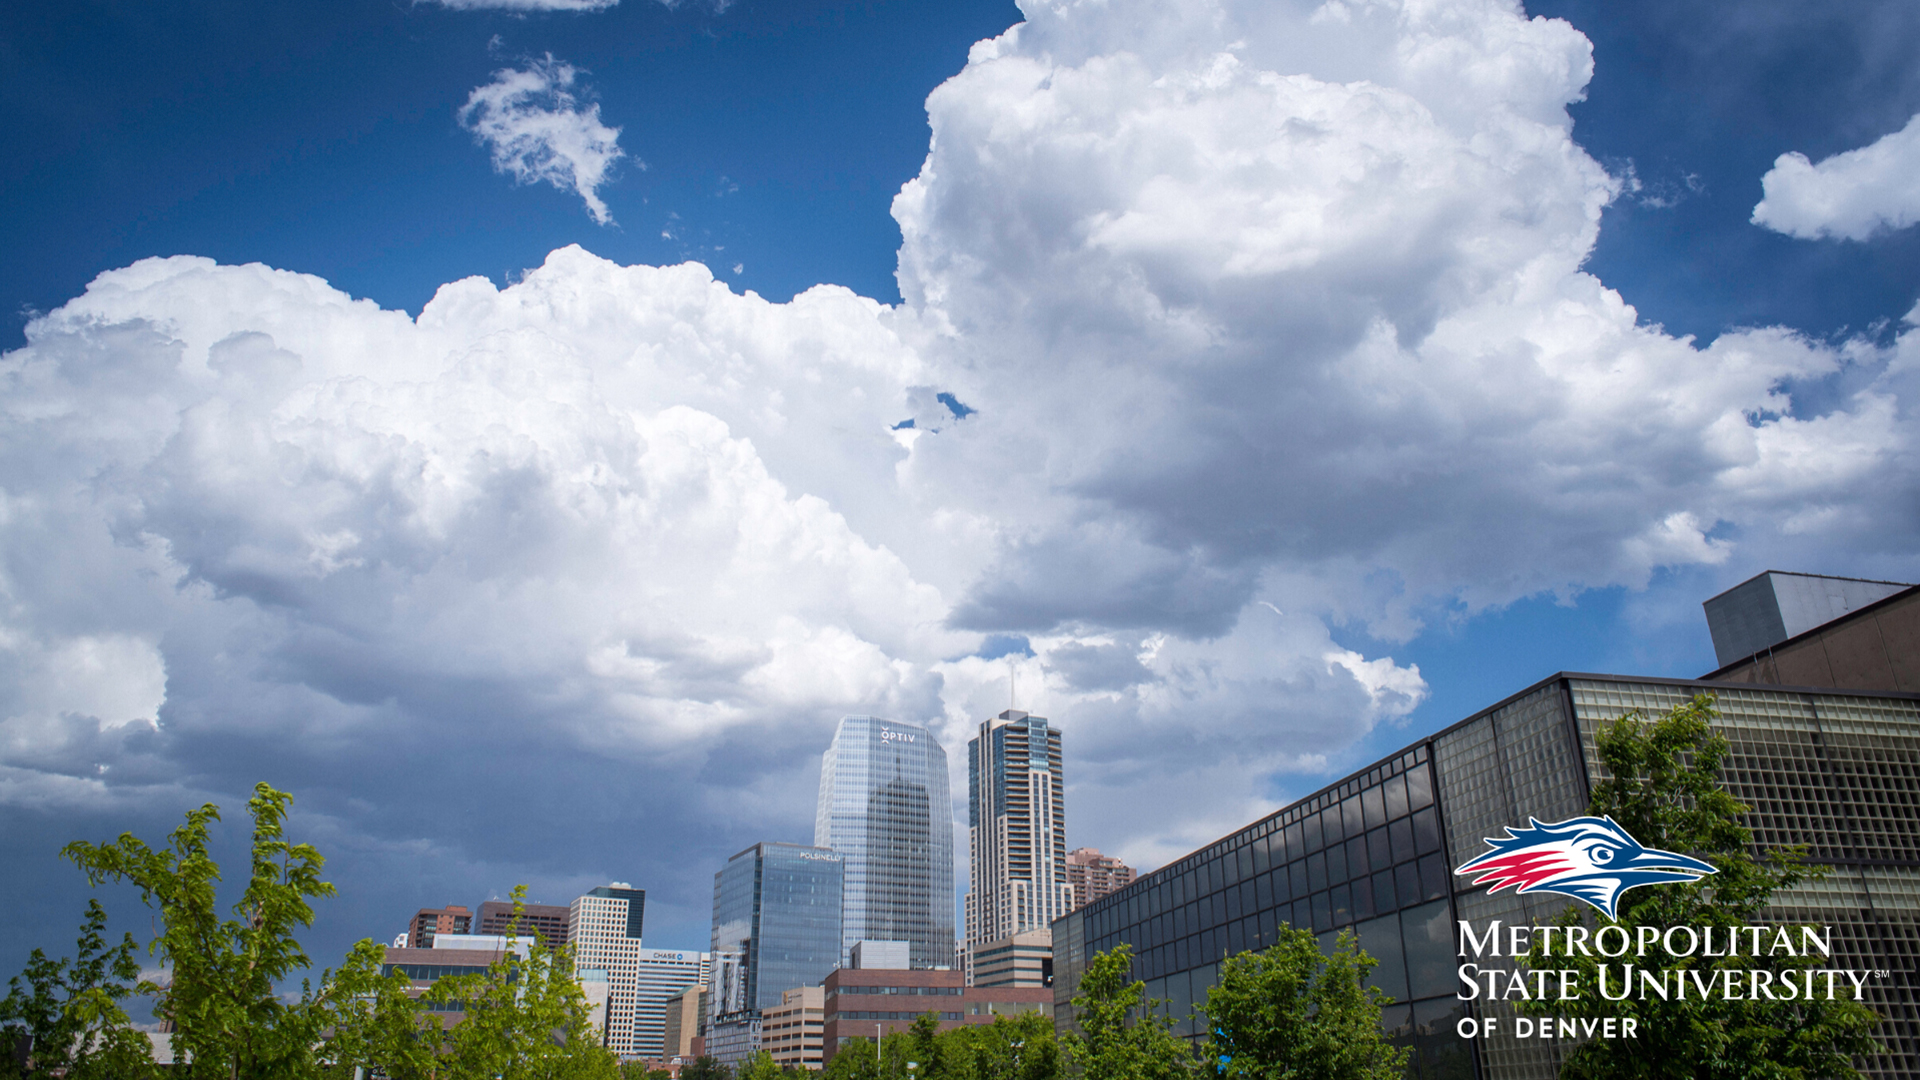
[[970, 929, 1052, 988], [764, 986, 826, 1071]]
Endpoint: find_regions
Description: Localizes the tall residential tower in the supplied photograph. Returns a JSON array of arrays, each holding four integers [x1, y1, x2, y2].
[[814, 715, 956, 969], [963, 710, 1069, 974]]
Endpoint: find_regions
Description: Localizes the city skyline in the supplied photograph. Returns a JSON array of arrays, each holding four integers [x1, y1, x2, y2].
[[3, 0, 1917, 983]]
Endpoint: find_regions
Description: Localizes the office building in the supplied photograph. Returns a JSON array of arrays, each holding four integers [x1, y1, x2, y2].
[[570, 884, 647, 1056], [964, 710, 1070, 976], [407, 904, 471, 949], [970, 929, 1052, 988], [1064, 848, 1136, 911], [1051, 581, 1920, 1079], [631, 949, 712, 1059], [708, 843, 845, 1067], [764, 986, 826, 1071], [475, 899, 572, 949], [815, 716, 957, 970], [820, 966, 1052, 1061], [662, 985, 706, 1060]]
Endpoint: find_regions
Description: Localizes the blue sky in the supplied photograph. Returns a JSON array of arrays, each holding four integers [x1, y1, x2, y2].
[[2, 0, 1917, 977]]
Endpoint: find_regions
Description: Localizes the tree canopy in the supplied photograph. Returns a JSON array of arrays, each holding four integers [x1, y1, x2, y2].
[[1203, 927, 1409, 1080], [6, 783, 619, 1080]]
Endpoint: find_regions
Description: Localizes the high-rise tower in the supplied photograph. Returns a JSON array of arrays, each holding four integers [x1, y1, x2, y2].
[[963, 710, 1069, 974], [708, 842, 844, 1067], [814, 716, 956, 969], [569, 884, 646, 1055]]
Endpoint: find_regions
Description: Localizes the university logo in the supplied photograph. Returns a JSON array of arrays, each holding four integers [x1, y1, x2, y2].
[[1454, 815, 1716, 918]]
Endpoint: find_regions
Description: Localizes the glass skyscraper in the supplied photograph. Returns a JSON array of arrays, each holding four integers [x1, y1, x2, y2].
[[710, 842, 845, 1020], [814, 715, 956, 969]]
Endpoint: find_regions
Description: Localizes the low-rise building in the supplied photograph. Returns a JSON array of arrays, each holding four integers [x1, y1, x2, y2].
[[475, 899, 573, 949], [969, 929, 1052, 988], [764, 986, 826, 1071], [379, 944, 506, 1027], [821, 966, 1051, 1061], [407, 905, 472, 949]]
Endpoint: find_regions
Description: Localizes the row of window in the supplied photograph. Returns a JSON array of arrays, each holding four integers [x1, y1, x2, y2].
[[1084, 761, 1439, 941], [382, 963, 492, 981], [1103, 857, 1453, 985], [833, 1011, 965, 1022], [829, 984, 963, 997], [1090, 840, 1449, 964]]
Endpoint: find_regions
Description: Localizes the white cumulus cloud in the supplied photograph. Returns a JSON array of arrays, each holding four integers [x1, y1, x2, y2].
[[2, 0, 1917, 952], [1753, 112, 1920, 240], [460, 56, 626, 225]]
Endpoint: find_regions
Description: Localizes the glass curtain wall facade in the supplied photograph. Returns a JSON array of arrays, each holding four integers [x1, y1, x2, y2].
[[1054, 674, 1920, 1080], [814, 716, 957, 969], [711, 842, 846, 1019]]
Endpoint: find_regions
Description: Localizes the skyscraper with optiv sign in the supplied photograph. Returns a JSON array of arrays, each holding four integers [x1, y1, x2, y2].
[[814, 715, 956, 969]]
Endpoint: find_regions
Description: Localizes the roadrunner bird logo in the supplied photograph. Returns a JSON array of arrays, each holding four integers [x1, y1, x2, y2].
[[1454, 815, 1716, 918]]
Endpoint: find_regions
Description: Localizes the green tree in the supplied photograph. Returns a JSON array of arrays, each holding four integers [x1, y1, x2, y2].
[[1061, 945, 1198, 1080], [934, 1013, 1059, 1080], [823, 1037, 879, 1080], [1520, 694, 1878, 1080], [0, 899, 156, 1079], [426, 886, 619, 1080], [62, 782, 360, 1079], [34, 782, 626, 1080], [1202, 927, 1409, 1080], [681, 1055, 735, 1080], [737, 1049, 785, 1080], [318, 939, 441, 1080]]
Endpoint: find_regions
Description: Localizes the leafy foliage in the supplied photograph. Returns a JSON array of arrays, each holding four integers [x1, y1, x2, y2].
[[1521, 694, 1879, 1080], [15, 782, 618, 1080], [62, 782, 349, 1078], [822, 1037, 879, 1080], [825, 1012, 1057, 1080], [1203, 928, 1410, 1080], [681, 1055, 736, 1080], [0, 900, 155, 1080], [935, 1012, 1059, 1080], [736, 1049, 785, 1080], [1061, 944, 1198, 1080]]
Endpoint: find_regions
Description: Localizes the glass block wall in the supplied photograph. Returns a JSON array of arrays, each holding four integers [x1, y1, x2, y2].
[[1568, 678, 1920, 1080]]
